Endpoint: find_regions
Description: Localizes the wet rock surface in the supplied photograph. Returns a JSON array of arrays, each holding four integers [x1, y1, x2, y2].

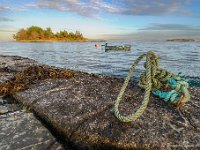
[[1, 55, 200, 150], [0, 110, 63, 150], [0, 55, 64, 150]]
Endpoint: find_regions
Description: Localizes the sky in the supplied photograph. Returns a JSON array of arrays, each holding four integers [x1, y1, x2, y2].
[[0, 0, 200, 41]]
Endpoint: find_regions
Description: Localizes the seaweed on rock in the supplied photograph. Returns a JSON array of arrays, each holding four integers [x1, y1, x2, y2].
[[0, 66, 75, 97]]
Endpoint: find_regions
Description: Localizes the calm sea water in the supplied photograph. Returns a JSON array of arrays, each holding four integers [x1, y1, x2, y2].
[[0, 41, 200, 88]]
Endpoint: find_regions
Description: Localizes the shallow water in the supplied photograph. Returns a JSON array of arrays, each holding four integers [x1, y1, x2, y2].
[[0, 41, 200, 88]]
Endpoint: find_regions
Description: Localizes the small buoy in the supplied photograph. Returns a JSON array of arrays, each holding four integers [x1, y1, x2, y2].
[[95, 43, 99, 48]]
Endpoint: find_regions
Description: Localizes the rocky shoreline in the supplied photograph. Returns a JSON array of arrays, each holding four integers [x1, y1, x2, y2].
[[0, 55, 200, 150]]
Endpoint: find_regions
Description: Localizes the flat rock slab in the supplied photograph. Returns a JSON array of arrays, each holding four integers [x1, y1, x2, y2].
[[0, 110, 63, 150], [13, 69, 200, 149]]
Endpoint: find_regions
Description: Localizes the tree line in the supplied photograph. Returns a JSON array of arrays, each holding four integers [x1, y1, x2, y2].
[[13, 26, 87, 41]]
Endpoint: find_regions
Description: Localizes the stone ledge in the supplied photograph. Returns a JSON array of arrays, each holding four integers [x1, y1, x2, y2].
[[1, 55, 200, 150]]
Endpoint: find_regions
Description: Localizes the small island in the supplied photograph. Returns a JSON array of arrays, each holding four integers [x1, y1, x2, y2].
[[166, 38, 195, 42], [13, 26, 88, 42]]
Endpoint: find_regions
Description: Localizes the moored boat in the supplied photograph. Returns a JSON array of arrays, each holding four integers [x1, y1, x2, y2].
[[103, 43, 131, 52]]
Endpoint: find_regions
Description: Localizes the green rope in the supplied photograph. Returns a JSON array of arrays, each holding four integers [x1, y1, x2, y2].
[[113, 50, 190, 122], [114, 51, 152, 122]]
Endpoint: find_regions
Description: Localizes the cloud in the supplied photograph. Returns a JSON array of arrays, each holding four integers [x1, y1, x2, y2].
[[139, 24, 200, 31], [26, 0, 120, 17], [27, 0, 97, 17], [135, 24, 200, 40], [0, 17, 14, 22], [0, 5, 14, 22], [0, 6, 11, 11], [100, 23, 200, 40], [27, 0, 193, 17], [114, 0, 191, 16], [100, 31, 200, 41]]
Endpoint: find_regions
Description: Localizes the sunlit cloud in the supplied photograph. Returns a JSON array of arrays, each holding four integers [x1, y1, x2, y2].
[[27, 0, 100, 17], [116, 0, 191, 15], [25, 0, 193, 17]]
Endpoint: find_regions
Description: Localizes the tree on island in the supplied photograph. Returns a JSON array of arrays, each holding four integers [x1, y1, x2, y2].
[[13, 26, 86, 41]]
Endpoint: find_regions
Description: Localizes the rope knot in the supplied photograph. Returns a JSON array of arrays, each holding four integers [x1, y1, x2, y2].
[[114, 50, 191, 122], [153, 78, 190, 108]]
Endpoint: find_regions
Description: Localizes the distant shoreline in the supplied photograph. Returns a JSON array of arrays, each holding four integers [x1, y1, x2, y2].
[[166, 38, 195, 42]]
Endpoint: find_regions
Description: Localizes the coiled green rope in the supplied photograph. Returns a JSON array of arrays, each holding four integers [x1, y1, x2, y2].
[[113, 51, 190, 122]]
